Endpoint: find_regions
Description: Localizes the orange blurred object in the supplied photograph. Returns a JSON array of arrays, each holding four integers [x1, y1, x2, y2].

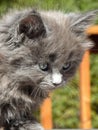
[[79, 51, 91, 128], [40, 97, 53, 129]]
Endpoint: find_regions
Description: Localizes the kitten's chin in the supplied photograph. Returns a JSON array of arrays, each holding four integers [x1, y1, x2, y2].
[[52, 83, 66, 90]]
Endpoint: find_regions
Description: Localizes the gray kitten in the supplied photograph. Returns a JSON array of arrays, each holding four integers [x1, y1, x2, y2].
[[0, 9, 97, 130]]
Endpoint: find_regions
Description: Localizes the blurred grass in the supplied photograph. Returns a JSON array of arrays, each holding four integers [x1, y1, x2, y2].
[[0, 0, 98, 14], [0, 0, 98, 128]]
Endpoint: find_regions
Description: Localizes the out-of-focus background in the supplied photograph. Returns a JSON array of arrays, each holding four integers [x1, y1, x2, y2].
[[0, 0, 98, 128]]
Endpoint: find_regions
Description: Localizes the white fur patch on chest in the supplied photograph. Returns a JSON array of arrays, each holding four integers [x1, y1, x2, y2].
[[52, 73, 62, 85]]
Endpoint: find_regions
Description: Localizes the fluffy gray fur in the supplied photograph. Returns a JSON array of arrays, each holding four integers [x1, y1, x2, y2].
[[0, 9, 97, 130]]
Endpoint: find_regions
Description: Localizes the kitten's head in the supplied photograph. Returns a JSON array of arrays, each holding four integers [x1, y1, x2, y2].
[[1, 10, 97, 97]]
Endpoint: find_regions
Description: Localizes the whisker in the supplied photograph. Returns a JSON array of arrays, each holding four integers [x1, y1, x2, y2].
[[31, 87, 38, 97], [33, 87, 40, 99]]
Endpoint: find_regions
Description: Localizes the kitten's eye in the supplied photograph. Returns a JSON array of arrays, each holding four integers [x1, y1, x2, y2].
[[63, 62, 71, 71], [39, 63, 49, 71]]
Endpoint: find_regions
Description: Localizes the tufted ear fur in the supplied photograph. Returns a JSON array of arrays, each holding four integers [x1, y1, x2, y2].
[[70, 10, 98, 35], [68, 10, 98, 49], [19, 11, 46, 39]]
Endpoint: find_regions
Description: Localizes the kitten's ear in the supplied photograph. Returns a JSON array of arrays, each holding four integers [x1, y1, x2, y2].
[[19, 11, 46, 39], [70, 10, 98, 49], [70, 10, 98, 35]]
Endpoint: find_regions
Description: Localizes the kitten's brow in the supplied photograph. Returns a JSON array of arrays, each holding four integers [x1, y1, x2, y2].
[[49, 53, 56, 62]]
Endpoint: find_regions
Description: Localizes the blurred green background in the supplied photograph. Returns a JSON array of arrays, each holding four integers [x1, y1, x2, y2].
[[0, 0, 98, 128]]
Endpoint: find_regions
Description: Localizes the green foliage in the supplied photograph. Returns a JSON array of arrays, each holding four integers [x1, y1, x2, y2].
[[0, 0, 98, 14], [0, 0, 98, 128], [90, 54, 98, 128]]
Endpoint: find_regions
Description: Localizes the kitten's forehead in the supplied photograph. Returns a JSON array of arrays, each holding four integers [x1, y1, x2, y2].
[[41, 30, 79, 62]]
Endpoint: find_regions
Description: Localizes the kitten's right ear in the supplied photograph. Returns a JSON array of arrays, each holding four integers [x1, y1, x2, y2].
[[70, 10, 98, 36], [19, 11, 46, 39], [69, 10, 98, 49]]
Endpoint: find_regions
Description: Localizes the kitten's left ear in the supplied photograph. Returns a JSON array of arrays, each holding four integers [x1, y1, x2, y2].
[[19, 11, 46, 39], [70, 10, 98, 49]]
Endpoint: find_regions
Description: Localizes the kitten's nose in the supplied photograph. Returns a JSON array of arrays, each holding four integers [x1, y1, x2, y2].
[[52, 73, 62, 85]]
